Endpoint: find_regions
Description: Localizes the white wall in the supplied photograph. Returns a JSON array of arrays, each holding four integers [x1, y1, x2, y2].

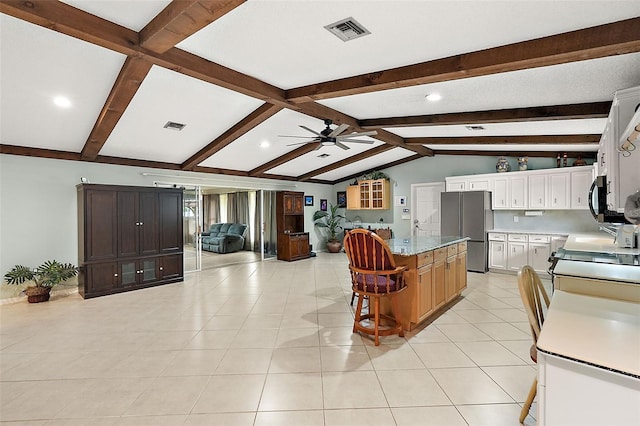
[[0, 154, 334, 277]]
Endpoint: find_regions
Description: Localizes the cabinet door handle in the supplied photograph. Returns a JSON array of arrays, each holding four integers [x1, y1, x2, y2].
[[159, 266, 164, 271], [114, 273, 118, 277], [554, 198, 557, 204], [139, 222, 143, 225], [534, 248, 538, 254], [577, 196, 581, 203]]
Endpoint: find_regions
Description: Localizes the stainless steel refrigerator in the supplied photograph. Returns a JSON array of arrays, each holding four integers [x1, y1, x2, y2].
[[441, 191, 493, 272]]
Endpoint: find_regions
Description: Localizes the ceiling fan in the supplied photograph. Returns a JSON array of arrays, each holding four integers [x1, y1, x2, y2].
[[280, 119, 377, 150]]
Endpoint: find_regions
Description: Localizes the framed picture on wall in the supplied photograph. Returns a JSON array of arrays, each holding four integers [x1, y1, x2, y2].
[[304, 195, 314, 206], [337, 191, 346, 208], [320, 199, 327, 211]]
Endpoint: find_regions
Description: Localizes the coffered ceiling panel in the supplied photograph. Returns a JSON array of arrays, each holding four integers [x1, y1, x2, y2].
[[319, 53, 640, 120], [99, 65, 263, 163], [177, 1, 640, 90], [60, 0, 171, 31], [0, 14, 125, 152], [311, 148, 416, 182]]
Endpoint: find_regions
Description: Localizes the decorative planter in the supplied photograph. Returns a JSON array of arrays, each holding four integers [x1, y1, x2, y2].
[[25, 286, 51, 303], [326, 240, 342, 253]]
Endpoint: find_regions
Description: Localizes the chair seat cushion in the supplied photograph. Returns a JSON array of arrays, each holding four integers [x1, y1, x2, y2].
[[354, 273, 401, 293]]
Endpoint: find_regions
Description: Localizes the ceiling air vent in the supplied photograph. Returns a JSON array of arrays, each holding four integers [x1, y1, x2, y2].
[[465, 125, 485, 131], [164, 121, 186, 131], [324, 17, 371, 42], [317, 153, 330, 158]]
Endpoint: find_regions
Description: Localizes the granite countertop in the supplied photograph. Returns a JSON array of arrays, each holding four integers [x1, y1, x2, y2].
[[386, 236, 469, 256], [537, 290, 640, 378], [488, 229, 570, 236]]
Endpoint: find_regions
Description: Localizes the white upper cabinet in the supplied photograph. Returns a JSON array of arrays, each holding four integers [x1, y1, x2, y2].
[[447, 165, 594, 210], [548, 172, 570, 209], [570, 168, 595, 209], [509, 175, 527, 209]]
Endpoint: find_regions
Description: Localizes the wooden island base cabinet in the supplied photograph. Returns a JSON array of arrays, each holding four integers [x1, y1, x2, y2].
[[382, 239, 468, 331]]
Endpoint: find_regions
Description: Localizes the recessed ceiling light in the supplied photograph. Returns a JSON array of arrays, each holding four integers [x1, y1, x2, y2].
[[260, 141, 270, 148], [53, 96, 71, 108], [425, 93, 442, 102]]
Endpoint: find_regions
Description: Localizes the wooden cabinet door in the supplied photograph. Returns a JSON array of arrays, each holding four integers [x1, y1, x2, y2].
[[139, 191, 159, 255], [85, 189, 118, 261], [159, 254, 183, 280], [85, 263, 118, 294], [456, 251, 467, 293], [293, 195, 304, 214], [159, 191, 182, 253], [346, 186, 360, 210], [445, 256, 457, 302], [417, 264, 434, 321], [117, 191, 139, 258], [432, 259, 446, 310], [359, 181, 371, 209], [283, 194, 295, 214]]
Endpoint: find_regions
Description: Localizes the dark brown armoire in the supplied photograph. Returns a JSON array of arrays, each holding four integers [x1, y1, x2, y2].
[[77, 184, 184, 298], [276, 191, 310, 261]]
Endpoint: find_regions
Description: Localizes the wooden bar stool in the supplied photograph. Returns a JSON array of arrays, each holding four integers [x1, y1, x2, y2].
[[343, 229, 406, 346]]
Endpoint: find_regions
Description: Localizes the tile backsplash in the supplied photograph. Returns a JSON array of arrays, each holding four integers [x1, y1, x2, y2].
[[494, 210, 602, 233]]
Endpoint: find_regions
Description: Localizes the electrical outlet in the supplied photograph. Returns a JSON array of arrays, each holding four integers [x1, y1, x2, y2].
[[513, 216, 519, 223]]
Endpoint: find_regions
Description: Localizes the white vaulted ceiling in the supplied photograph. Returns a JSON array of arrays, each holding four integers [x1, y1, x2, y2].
[[1, 1, 640, 184]]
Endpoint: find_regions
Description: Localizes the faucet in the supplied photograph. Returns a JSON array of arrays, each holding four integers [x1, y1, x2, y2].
[[599, 225, 618, 243]]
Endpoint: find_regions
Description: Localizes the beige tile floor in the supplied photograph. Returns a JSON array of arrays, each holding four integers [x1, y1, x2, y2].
[[0, 253, 541, 425]]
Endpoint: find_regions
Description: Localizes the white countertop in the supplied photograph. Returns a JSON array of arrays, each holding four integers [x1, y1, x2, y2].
[[488, 229, 569, 236], [554, 260, 640, 284], [563, 233, 640, 255], [537, 291, 640, 377]]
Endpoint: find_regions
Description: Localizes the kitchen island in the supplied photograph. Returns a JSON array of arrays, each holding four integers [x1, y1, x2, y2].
[[383, 236, 469, 331]]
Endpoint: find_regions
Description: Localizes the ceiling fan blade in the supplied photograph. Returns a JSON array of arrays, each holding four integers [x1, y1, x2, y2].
[[299, 125, 323, 136], [341, 130, 377, 138], [286, 140, 317, 146], [336, 142, 350, 150], [338, 138, 374, 144], [329, 123, 350, 137], [278, 135, 318, 139]]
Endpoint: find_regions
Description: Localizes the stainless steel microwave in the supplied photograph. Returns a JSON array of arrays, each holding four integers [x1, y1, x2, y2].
[[588, 175, 630, 224]]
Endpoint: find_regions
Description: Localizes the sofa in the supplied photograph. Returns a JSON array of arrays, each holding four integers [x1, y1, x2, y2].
[[201, 223, 248, 254]]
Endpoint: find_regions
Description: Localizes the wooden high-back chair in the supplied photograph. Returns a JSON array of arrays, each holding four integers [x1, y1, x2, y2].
[[517, 265, 551, 424], [343, 229, 407, 345]]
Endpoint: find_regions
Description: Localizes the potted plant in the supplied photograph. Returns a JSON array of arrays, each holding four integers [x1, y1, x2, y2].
[[313, 203, 345, 253], [4, 260, 78, 303]]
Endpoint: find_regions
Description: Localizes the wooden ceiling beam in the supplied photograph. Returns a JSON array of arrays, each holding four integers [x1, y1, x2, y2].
[[297, 145, 395, 182], [181, 103, 283, 170], [360, 102, 613, 128], [433, 150, 597, 159], [140, 0, 245, 53], [0, 0, 290, 107], [286, 17, 640, 102], [405, 134, 601, 145], [81, 57, 153, 160], [248, 144, 318, 176]]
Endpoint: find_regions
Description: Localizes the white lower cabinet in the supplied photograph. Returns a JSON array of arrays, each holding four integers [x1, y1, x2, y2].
[[489, 232, 561, 275], [489, 241, 507, 269], [507, 237, 528, 272]]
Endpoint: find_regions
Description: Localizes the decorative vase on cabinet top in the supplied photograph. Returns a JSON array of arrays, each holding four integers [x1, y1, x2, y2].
[[496, 156, 511, 173]]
